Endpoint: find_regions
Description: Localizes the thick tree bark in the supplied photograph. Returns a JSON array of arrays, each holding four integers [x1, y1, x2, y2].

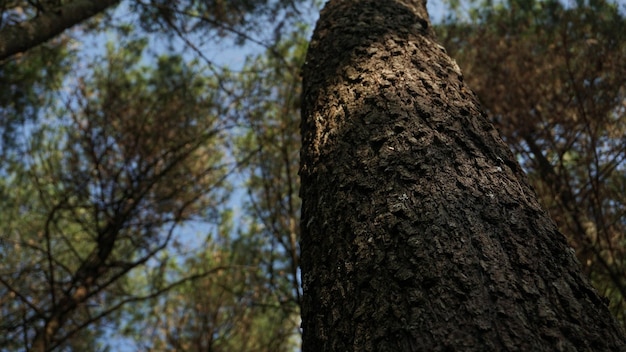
[[0, 0, 120, 62], [299, 0, 626, 351]]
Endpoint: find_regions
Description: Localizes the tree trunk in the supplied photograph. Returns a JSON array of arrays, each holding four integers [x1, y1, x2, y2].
[[299, 0, 626, 351]]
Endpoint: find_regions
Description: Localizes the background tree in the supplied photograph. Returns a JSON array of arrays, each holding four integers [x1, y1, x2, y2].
[[120, 215, 299, 352], [299, 0, 625, 350], [0, 36, 234, 350], [117, 26, 309, 352], [235, 29, 308, 313], [438, 0, 626, 325], [0, 0, 315, 349]]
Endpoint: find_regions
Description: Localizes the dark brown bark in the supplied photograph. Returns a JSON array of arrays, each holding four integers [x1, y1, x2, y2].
[[0, 0, 120, 62], [299, 0, 626, 351]]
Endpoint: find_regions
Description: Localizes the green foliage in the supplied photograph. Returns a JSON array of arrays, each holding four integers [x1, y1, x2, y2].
[[0, 34, 232, 350], [0, 0, 318, 349], [0, 40, 70, 155], [1, 0, 319, 348], [234, 23, 309, 312], [121, 226, 299, 351], [119, 25, 310, 352]]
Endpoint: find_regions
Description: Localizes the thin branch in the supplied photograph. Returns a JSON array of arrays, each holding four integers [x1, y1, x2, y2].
[[49, 264, 252, 351]]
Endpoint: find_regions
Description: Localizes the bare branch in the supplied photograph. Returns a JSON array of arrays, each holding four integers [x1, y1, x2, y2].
[[0, 0, 121, 62]]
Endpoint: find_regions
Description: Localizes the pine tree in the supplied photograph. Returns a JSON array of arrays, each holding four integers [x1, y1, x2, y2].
[[299, 0, 626, 350]]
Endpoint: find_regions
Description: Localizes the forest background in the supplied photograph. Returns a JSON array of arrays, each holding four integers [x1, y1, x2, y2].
[[0, 0, 624, 350]]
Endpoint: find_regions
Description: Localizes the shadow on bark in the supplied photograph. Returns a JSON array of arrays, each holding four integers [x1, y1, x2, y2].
[[299, 0, 626, 351]]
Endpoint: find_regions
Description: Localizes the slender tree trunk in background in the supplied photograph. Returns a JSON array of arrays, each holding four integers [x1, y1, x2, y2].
[[299, 0, 626, 351]]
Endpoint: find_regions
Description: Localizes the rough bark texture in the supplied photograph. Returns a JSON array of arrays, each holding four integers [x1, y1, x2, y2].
[[299, 0, 626, 351], [0, 0, 120, 62]]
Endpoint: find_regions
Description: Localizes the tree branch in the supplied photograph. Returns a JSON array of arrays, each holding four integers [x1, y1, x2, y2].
[[0, 0, 121, 62]]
